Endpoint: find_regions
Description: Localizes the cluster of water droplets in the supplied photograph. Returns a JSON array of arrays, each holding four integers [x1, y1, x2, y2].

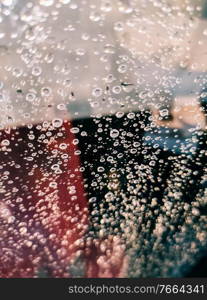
[[0, 0, 207, 278]]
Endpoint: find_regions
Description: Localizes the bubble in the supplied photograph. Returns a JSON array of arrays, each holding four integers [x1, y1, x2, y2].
[[110, 129, 119, 138]]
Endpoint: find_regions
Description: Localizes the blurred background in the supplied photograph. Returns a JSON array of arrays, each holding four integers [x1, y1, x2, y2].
[[0, 0, 207, 126]]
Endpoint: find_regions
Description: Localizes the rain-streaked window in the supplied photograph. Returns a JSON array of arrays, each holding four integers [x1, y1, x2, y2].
[[0, 0, 207, 278]]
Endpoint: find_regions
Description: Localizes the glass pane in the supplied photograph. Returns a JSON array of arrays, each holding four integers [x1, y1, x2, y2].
[[0, 0, 207, 277]]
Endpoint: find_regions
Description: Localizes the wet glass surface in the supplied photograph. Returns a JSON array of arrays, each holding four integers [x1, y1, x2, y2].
[[0, 0, 207, 277]]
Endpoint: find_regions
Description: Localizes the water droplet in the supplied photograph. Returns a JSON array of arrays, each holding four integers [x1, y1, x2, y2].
[[76, 48, 86, 56], [57, 103, 67, 111], [116, 111, 124, 118], [203, 29, 207, 36], [110, 129, 119, 138], [101, 1, 112, 12], [118, 64, 127, 73], [127, 112, 135, 119], [39, 0, 54, 7], [59, 143, 67, 150], [114, 22, 124, 31], [112, 86, 121, 94], [97, 166, 105, 172], [32, 66, 42, 76], [2, 0, 14, 6], [1, 139, 10, 146], [52, 118, 63, 128], [26, 92, 36, 102], [59, 0, 71, 4], [92, 88, 102, 97], [41, 87, 52, 97], [70, 127, 79, 134], [49, 181, 57, 188], [89, 12, 101, 22], [19, 227, 27, 235]]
